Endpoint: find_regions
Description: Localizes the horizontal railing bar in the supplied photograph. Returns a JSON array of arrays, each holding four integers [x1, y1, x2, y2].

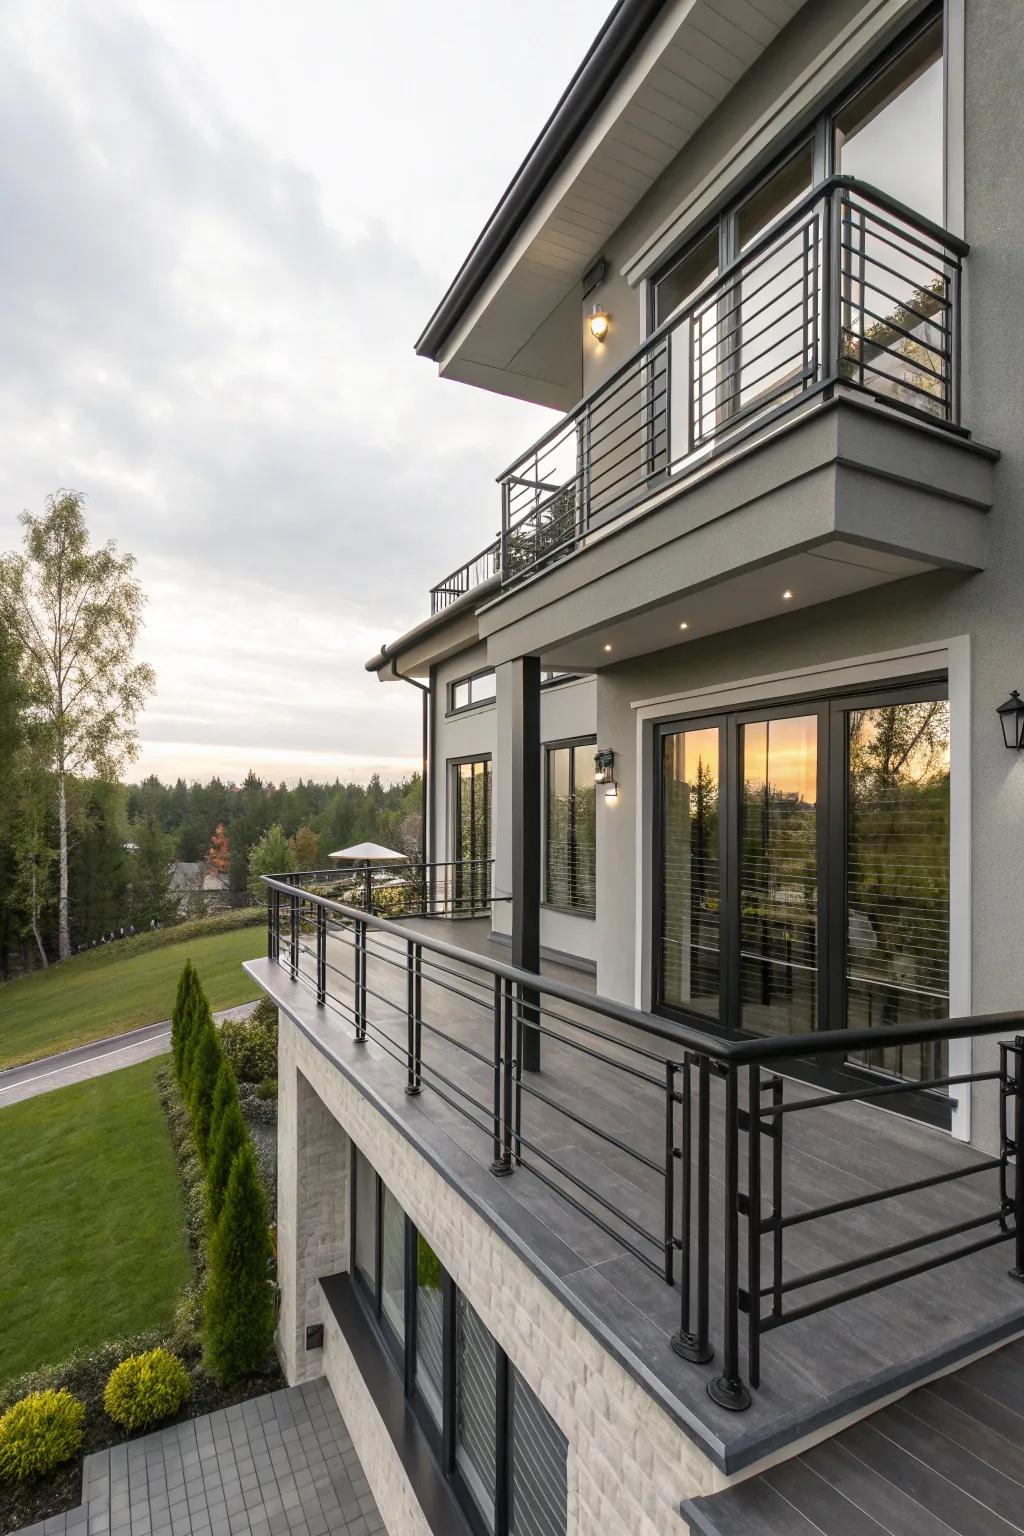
[[842, 195, 963, 267], [770, 1156, 1005, 1232], [759, 1228, 1014, 1330], [514, 1075, 667, 1174], [763, 1070, 1001, 1116], [766, 1208, 1005, 1298], [510, 1010, 668, 1085], [518, 1155, 667, 1274], [850, 346, 948, 400], [512, 1127, 666, 1249]]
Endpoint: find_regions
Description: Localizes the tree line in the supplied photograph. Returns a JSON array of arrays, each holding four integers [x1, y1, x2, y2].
[[0, 490, 420, 978]]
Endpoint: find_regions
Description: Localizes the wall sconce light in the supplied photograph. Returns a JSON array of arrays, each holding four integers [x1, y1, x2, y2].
[[589, 304, 610, 343], [998, 690, 1024, 749], [594, 748, 615, 784], [604, 781, 619, 802]]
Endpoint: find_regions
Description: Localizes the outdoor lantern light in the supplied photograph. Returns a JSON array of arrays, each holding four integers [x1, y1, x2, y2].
[[998, 690, 1024, 749], [604, 781, 619, 802], [594, 748, 615, 785], [589, 304, 610, 342]]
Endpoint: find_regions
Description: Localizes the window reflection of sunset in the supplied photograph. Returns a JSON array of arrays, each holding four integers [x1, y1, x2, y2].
[[664, 726, 719, 786], [743, 716, 817, 804]]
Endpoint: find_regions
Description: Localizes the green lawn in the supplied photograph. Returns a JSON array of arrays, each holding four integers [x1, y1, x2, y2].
[[0, 1058, 192, 1382], [0, 924, 263, 1070]]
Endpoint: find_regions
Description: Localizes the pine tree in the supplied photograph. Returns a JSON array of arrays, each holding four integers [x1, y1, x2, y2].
[[206, 1097, 248, 1226], [203, 1142, 276, 1383], [171, 962, 198, 1080], [189, 1021, 223, 1164], [180, 989, 211, 1094]]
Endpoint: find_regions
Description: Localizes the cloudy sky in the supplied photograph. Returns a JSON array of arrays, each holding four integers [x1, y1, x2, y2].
[[0, 0, 606, 785]]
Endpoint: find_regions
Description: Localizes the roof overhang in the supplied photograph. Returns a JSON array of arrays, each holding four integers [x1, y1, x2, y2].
[[415, 0, 813, 410], [365, 575, 499, 681]]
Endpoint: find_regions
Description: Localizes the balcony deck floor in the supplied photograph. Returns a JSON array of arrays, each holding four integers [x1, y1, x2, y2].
[[247, 917, 1024, 1475]]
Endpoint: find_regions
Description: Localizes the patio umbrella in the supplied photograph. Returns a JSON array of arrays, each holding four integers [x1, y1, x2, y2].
[[327, 842, 408, 863]]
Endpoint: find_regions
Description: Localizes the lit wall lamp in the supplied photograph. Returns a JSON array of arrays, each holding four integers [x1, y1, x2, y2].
[[998, 690, 1024, 749], [589, 304, 610, 343], [595, 747, 618, 800]]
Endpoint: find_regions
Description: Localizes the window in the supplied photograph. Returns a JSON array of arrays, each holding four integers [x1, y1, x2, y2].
[[452, 757, 492, 913], [451, 669, 496, 712], [544, 740, 596, 916], [350, 1148, 569, 1536], [655, 684, 950, 1096]]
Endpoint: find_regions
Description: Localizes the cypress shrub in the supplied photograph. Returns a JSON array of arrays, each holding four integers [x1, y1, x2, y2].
[[171, 962, 198, 1081], [208, 1056, 238, 1157], [206, 1097, 248, 1226], [189, 1022, 223, 1165], [203, 1143, 276, 1384], [179, 989, 210, 1095]]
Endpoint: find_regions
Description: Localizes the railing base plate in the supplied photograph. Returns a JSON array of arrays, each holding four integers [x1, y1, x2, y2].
[[489, 1159, 514, 1178], [1009, 1266, 1024, 1283], [707, 1375, 751, 1412], [670, 1331, 714, 1365]]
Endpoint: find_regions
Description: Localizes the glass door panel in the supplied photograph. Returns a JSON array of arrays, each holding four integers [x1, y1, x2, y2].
[[659, 726, 721, 1018], [453, 758, 491, 914], [655, 228, 718, 472], [844, 698, 950, 1081], [739, 715, 818, 1036]]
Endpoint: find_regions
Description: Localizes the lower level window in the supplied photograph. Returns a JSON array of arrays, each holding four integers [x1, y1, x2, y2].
[[545, 739, 596, 916], [351, 1147, 568, 1536]]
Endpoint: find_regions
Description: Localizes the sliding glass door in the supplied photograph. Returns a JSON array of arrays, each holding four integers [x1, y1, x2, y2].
[[655, 684, 950, 1088], [452, 756, 491, 914]]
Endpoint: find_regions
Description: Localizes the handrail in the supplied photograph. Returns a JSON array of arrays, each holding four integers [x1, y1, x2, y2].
[[261, 873, 1015, 1064], [429, 537, 501, 613], [496, 175, 967, 485], [262, 871, 1024, 1412]]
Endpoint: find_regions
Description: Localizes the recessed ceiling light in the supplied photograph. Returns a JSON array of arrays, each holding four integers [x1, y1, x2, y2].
[[603, 643, 613, 653], [679, 621, 689, 631], [782, 589, 793, 601]]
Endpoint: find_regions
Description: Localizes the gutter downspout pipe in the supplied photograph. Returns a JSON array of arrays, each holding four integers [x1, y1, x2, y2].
[[386, 657, 429, 875]]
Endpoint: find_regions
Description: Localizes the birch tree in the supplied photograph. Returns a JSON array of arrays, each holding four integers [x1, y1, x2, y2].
[[0, 491, 155, 961]]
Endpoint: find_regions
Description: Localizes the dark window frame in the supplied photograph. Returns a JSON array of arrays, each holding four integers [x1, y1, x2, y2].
[[651, 676, 952, 1126], [448, 667, 498, 715], [347, 1145, 568, 1536], [543, 735, 597, 919], [649, 3, 944, 332]]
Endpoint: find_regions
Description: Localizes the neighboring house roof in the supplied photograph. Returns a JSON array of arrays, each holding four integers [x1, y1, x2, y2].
[[413, 0, 669, 363], [168, 861, 202, 890]]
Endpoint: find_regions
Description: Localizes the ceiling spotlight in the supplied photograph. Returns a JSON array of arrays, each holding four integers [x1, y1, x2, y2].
[[782, 589, 793, 601], [603, 643, 613, 653], [679, 621, 689, 631]]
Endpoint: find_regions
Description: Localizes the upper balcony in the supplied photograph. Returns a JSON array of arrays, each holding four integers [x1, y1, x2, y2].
[[427, 178, 996, 664]]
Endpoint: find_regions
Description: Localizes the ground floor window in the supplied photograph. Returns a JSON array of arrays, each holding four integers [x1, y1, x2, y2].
[[544, 738, 596, 916], [655, 683, 950, 1083], [351, 1147, 569, 1536]]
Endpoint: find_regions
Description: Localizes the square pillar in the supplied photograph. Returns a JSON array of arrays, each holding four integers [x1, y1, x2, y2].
[[510, 655, 541, 1070]]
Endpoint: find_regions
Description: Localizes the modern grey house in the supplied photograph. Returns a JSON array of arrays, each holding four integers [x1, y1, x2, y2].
[[249, 3, 1024, 1531]]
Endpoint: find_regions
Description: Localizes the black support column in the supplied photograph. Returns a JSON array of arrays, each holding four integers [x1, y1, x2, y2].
[[510, 655, 541, 1071]]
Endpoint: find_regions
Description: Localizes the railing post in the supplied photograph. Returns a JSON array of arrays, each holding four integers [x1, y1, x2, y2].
[[363, 863, 372, 915], [289, 893, 299, 981], [746, 1064, 762, 1392], [354, 919, 367, 1043], [405, 941, 422, 1096], [266, 887, 274, 960], [663, 1062, 676, 1286], [490, 977, 514, 1177], [1010, 1037, 1024, 1283], [709, 1064, 751, 1411], [315, 902, 326, 1007], [672, 1054, 713, 1364]]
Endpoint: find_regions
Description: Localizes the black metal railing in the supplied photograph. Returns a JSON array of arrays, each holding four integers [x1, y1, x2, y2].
[[430, 538, 501, 614], [282, 859, 499, 920], [262, 875, 1023, 1412], [497, 175, 967, 589]]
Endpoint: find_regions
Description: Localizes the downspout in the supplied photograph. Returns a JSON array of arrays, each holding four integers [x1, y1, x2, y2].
[[386, 657, 429, 868]]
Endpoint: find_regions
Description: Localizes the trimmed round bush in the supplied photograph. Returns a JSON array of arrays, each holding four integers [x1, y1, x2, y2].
[[103, 1349, 191, 1431], [0, 1390, 85, 1481]]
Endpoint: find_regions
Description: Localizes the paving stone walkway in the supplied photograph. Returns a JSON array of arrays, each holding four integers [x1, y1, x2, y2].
[[14, 1381, 384, 1536]]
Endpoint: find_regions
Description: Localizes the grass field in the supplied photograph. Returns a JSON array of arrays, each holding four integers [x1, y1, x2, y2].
[[0, 1058, 192, 1382], [0, 922, 262, 1070]]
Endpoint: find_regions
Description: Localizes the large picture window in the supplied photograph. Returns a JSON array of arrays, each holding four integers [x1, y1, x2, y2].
[[452, 756, 492, 914], [655, 684, 950, 1094], [544, 740, 596, 917], [350, 1148, 569, 1536]]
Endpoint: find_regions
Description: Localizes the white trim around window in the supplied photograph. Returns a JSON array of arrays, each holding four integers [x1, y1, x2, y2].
[[631, 635, 972, 1140]]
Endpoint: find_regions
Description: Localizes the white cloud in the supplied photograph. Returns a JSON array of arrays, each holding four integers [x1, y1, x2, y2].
[[0, 0, 606, 782]]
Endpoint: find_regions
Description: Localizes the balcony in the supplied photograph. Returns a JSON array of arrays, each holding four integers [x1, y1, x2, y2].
[[252, 873, 1024, 1473], [427, 179, 997, 655]]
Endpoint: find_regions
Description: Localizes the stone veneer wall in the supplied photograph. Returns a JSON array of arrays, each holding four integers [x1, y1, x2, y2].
[[276, 1010, 729, 1536]]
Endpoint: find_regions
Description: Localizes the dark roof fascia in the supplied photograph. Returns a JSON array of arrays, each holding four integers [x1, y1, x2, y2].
[[414, 0, 671, 362], [364, 574, 500, 673]]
